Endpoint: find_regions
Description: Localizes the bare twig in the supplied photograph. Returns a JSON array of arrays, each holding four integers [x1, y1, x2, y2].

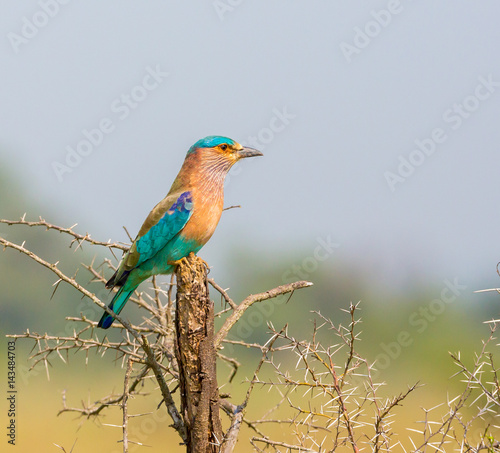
[[122, 358, 133, 453], [0, 236, 140, 339], [214, 281, 313, 349], [251, 437, 318, 452], [0, 216, 128, 251], [209, 278, 237, 309], [221, 327, 284, 453], [142, 335, 186, 443]]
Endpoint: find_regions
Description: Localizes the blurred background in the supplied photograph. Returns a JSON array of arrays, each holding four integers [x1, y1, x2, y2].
[[1, 1, 500, 451]]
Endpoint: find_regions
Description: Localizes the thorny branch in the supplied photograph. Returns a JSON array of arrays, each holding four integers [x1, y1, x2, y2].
[[221, 327, 285, 453], [1, 216, 314, 450], [2, 215, 499, 452], [122, 358, 133, 453], [214, 280, 313, 349], [0, 215, 128, 251], [238, 307, 500, 452]]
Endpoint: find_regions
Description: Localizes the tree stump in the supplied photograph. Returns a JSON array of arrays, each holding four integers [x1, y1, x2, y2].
[[175, 252, 223, 452]]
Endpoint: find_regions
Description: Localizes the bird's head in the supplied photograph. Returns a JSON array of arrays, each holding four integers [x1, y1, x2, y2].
[[187, 136, 263, 171]]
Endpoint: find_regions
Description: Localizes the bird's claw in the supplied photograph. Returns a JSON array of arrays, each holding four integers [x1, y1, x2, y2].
[[168, 253, 210, 273], [168, 256, 190, 268]]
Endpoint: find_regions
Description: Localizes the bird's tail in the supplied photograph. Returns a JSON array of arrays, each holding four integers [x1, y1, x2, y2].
[[97, 285, 137, 329]]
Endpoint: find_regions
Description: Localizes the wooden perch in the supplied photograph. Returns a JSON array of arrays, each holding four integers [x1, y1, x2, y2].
[[175, 253, 223, 453]]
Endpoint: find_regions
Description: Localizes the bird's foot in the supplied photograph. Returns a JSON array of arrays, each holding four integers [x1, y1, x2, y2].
[[168, 253, 210, 273], [168, 256, 190, 268]]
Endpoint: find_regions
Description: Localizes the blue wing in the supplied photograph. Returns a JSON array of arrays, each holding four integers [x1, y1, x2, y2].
[[106, 191, 193, 288], [135, 191, 193, 264]]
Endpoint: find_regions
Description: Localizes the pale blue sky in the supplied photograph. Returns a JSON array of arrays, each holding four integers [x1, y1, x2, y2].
[[1, 1, 500, 292]]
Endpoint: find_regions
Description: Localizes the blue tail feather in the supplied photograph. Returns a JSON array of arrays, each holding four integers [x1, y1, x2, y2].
[[97, 285, 137, 329]]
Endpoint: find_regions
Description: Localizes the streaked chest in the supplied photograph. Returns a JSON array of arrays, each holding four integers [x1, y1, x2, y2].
[[181, 183, 224, 245]]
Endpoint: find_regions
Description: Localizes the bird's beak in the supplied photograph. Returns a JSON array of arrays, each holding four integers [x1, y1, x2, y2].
[[236, 147, 263, 159]]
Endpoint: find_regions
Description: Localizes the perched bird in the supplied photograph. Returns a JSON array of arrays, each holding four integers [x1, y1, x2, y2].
[[97, 136, 262, 329]]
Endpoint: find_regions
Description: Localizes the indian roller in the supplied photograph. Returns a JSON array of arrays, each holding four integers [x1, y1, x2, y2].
[[97, 136, 262, 329]]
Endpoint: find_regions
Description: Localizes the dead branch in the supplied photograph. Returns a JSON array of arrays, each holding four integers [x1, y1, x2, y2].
[[175, 253, 223, 452], [142, 336, 187, 443], [214, 281, 313, 349], [122, 358, 133, 453], [3, 216, 498, 452], [0, 215, 128, 251], [221, 327, 284, 453]]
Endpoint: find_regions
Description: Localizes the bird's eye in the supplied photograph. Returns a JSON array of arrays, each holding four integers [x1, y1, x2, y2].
[[220, 144, 228, 151]]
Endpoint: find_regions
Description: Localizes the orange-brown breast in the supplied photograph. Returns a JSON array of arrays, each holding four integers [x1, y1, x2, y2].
[[180, 180, 224, 246]]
